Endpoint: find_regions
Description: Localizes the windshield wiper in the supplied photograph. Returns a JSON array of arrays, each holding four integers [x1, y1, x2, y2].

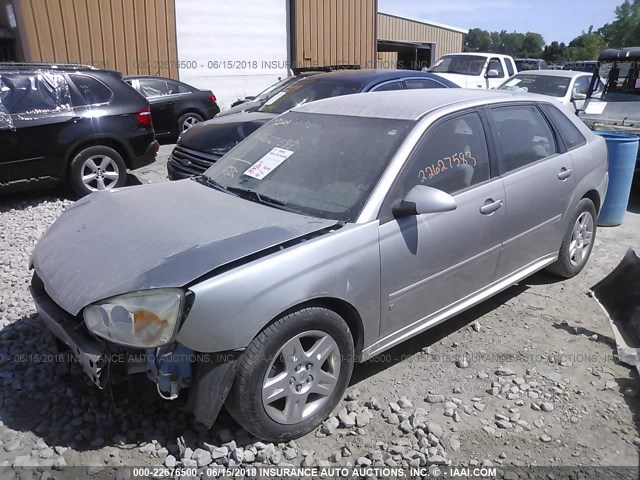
[[192, 175, 238, 196], [226, 186, 302, 213]]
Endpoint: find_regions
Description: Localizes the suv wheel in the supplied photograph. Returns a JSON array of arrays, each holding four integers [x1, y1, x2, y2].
[[179, 112, 203, 132], [225, 307, 354, 442], [69, 146, 127, 196], [547, 198, 596, 278]]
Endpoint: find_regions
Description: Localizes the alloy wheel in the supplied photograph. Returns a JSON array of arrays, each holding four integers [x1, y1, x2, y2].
[[569, 211, 594, 267], [81, 155, 120, 191], [262, 330, 341, 425], [182, 116, 201, 131]]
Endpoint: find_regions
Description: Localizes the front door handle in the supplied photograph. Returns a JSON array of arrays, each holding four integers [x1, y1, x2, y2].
[[480, 199, 503, 215], [558, 168, 573, 180]]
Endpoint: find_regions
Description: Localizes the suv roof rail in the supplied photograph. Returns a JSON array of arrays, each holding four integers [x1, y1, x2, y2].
[[292, 64, 361, 75], [0, 62, 100, 71]]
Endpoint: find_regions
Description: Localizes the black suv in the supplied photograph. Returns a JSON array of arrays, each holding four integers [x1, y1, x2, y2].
[[0, 63, 158, 196]]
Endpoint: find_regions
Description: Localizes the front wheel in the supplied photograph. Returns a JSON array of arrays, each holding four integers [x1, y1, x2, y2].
[[225, 307, 354, 442], [547, 198, 597, 278]]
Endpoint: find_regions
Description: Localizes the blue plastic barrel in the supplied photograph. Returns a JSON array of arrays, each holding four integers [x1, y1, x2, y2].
[[594, 131, 639, 227]]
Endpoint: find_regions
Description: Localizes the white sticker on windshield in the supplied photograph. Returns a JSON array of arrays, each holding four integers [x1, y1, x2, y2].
[[635, 78, 640, 89], [505, 78, 522, 87], [264, 91, 286, 106], [244, 147, 294, 180], [585, 102, 607, 115]]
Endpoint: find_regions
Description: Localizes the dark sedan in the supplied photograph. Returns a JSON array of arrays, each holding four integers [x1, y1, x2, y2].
[[220, 72, 323, 117], [125, 76, 220, 139], [168, 69, 458, 180]]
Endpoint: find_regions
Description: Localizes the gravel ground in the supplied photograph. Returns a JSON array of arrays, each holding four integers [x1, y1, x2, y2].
[[0, 152, 639, 478]]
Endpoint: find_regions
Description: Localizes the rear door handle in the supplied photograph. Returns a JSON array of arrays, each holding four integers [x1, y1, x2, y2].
[[480, 199, 503, 215], [558, 168, 573, 180]]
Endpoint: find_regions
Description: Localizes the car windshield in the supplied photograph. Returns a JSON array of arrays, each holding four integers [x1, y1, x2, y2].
[[203, 112, 414, 221], [515, 60, 545, 71], [498, 74, 571, 97], [600, 60, 640, 96], [429, 55, 487, 76], [255, 77, 297, 102], [257, 78, 364, 114]]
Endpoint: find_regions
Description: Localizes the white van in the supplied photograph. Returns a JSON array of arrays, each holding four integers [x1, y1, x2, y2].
[[427, 53, 517, 89]]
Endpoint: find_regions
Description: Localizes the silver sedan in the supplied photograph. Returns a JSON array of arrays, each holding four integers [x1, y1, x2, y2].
[[30, 89, 608, 441]]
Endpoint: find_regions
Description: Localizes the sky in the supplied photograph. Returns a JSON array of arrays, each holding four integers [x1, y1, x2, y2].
[[378, 0, 622, 44]]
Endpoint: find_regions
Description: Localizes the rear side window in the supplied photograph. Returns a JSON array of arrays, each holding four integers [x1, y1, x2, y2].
[[540, 103, 586, 150], [0, 72, 63, 114], [401, 112, 491, 195], [373, 81, 404, 91], [69, 74, 112, 105], [490, 104, 557, 173], [138, 79, 169, 97], [404, 78, 446, 89]]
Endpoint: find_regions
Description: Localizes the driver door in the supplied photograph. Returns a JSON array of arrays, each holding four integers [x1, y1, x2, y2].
[[377, 110, 505, 344]]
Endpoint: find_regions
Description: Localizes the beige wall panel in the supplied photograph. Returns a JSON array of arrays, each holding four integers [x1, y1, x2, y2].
[[15, 0, 179, 78]]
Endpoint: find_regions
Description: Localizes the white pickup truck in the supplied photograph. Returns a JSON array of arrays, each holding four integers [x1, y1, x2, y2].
[[427, 53, 517, 89]]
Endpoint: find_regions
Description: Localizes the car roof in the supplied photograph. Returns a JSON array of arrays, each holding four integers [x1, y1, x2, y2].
[[599, 47, 640, 61], [441, 52, 513, 59], [512, 69, 589, 78], [301, 69, 458, 88], [292, 89, 537, 121]]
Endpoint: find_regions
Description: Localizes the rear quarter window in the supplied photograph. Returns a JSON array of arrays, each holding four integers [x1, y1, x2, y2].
[[540, 103, 586, 150], [69, 74, 112, 106]]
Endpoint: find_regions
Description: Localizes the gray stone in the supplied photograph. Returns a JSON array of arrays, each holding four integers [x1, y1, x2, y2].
[[427, 422, 443, 437], [165, 455, 177, 468], [426, 394, 444, 404], [356, 413, 370, 428], [541, 402, 555, 412], [321, 416, 339, 435], [193, 448, 212, 467]]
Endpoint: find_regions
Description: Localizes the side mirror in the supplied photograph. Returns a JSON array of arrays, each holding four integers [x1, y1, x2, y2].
[[393, 185, 457, 217], [486, 69, 500, 78], [572, 93, 587, 101]]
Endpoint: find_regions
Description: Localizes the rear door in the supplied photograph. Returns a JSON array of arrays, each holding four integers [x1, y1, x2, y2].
[[0, 71, 80, 184], [378, 110, 505, 342], [487, 103, 576, 279]]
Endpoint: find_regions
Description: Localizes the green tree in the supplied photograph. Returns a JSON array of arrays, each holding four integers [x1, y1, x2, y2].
[[568, 28, 606, 60], [464, 28, 492, 52], [521, 32, 545, 58], [543, 41, 569, 63], [599, 0, 640, 47]]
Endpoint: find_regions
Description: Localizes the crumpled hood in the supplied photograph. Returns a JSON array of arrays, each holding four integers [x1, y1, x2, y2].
[[32, 180, 336, 315], [178, 111, 277, 154]]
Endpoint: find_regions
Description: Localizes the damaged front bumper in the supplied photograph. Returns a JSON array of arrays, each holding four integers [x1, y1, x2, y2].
[[30, 272, 237, 427]]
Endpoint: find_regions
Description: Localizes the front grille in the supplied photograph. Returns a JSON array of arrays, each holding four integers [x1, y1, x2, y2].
[[169, 145, 223, 176]]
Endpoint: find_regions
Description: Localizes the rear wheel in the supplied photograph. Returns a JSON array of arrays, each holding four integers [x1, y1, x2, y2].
[[225, 307, 354, 442], [178, 112, 203, 132], [547, 198, 596, 278], [69, 145, 127, 197]]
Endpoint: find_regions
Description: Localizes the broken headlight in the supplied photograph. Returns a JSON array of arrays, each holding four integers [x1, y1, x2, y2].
[[83, 289, 184, 348]]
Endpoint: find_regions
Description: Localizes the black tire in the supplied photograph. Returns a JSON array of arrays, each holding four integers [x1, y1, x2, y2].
[[178, 112, 203, 133], [547, 198, 597, 278], [225, 307, 354, 442], [69, 145, 127, 197]]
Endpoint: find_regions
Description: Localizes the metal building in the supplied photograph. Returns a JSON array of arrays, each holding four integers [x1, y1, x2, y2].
[[2, 0, 465, 107]]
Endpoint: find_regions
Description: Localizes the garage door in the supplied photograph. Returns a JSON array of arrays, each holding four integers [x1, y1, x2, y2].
[[175, 0, 290, 110]]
